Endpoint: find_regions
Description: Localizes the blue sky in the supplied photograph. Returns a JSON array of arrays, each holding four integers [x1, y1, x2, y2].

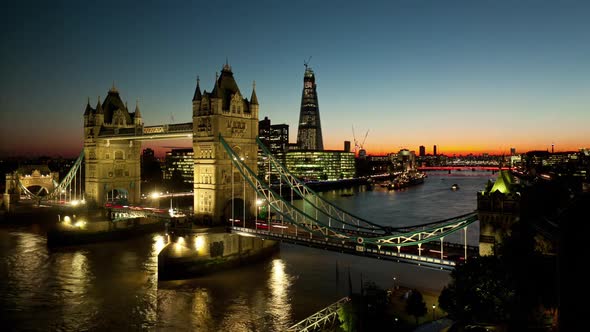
[[1, 0, 589, 157]]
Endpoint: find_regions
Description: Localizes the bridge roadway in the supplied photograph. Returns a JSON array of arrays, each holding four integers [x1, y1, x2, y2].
[[229, 220, 478, 271]]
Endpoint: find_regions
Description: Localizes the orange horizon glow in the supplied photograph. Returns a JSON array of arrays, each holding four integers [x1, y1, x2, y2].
[[324, 143, 587, 157]]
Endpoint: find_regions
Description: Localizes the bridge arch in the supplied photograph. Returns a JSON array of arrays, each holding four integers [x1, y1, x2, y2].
[[25, 185, 51, 197], [106, 188, 129, 203], [5, 167, 59, 201], [222, 197, 253, 225]]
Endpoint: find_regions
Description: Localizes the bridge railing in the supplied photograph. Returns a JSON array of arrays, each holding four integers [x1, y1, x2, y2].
[[287, 297, 350, 332]]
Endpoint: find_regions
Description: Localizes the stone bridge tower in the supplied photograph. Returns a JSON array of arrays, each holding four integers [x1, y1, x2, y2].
[[477, 170, 521, 255], [83, 85, 143, 206], [192, 63, 259, 224]]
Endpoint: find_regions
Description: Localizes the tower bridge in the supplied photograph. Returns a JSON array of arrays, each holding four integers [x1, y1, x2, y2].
[[5, 62, 483, 270]]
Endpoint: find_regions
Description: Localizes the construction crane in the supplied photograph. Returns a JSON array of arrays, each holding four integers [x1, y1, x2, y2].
[[360, 129, 369, 150], [358, 129, 369, 157], [352, 126, 369, 157], [352, 126, 359, 154]]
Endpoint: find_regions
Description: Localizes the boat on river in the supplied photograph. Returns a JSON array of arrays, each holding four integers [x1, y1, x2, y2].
[[387, 171, 426, 190]]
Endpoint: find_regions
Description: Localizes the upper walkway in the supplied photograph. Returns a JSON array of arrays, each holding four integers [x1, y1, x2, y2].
[[97, 122, 193, 141]]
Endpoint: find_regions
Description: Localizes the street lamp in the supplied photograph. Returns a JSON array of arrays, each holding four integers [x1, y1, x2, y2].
[[432, 304, 436, 321]]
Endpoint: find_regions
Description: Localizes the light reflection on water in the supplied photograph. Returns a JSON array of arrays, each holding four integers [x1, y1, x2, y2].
[[268, 259, 293, 330], [0, 171, 491, 331]]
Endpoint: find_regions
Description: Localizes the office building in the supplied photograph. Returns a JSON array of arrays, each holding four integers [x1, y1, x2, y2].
[[285, 150, 355, 181], [164, 148, 194, 189]]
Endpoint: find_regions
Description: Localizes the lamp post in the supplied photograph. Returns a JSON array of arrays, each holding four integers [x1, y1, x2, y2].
[[256, 198, 263, 228], [393, 276, 396, 290], [432, 304, 436, 321]]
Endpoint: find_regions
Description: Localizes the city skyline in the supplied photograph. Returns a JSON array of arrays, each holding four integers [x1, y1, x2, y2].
[[1, 1, 589, 158]]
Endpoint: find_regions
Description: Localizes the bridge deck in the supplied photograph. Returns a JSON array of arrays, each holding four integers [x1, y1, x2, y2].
[[230, 226, 477, 271]]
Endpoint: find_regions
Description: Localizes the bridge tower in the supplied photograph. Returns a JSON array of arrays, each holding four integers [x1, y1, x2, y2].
[[83, 86, 143, 206], [192, 63, 259, 224], [476, 170, 521, 255]]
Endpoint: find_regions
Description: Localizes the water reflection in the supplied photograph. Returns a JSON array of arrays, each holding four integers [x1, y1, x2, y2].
[[268, 259, 292, 330], [54, 249, 95, 330], [191, 289, 213, 330], [5, 232, 48, 313], [1, 172, 490, 331]]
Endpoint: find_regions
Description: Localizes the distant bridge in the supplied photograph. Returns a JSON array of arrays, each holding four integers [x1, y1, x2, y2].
[[418, 166, 511, 171]]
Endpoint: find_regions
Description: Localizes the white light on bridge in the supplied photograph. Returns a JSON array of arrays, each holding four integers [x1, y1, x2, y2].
[[194, 235, 205, 252], [153, 235, 167, 253], [74, 220, 86, 229], [175, 236, 186, 251], [151, 192, 160, 199]]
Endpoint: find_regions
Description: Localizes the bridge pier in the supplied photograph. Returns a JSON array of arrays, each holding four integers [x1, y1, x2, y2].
[[158, 229, 278, 280]]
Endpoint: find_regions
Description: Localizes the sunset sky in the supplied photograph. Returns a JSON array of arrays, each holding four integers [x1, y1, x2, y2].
[[1, 1, 589, 158]]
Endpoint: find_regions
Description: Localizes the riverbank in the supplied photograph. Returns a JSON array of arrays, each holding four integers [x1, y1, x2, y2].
[[47, 216, 166, 246], [388, 285, 449, 330]]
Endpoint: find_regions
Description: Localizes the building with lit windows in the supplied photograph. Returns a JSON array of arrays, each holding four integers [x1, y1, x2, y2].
[[258, 117, 289, 179], [163, 148, 194, 189], [285, 150, 355, 181], [392, 149, 416, 172]]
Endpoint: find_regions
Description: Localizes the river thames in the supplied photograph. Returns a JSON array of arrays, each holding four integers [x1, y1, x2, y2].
[[0, 171, 494, 331]]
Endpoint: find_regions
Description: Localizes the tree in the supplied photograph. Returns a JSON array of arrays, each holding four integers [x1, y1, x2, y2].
[[338, 301, 357, 332], [439, 255, 514, 325], [361, 281, 390, 329], [439, 220, 559, 329], [405, 289, 427, 325]]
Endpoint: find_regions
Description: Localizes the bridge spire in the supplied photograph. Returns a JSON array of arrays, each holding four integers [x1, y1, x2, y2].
[[84, 97, 92, 115], [95, 96, 103, 114], [192, 75, 202, 101], [134, 98, 142, 124], [250, 80, 258, 105]]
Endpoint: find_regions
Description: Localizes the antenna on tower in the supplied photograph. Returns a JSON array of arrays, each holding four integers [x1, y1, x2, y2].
[[304, 56, 312, 69]]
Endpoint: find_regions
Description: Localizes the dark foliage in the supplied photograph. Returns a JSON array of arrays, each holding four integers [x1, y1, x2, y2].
[[405, 289, 427, 325]]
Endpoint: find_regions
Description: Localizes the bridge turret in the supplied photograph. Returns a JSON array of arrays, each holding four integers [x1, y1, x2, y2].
[[250, 80, 259, 119], [192, 76, 202, 116], [134, 99, 143, 126], [83, 97, 94, 126], [94, 96, 104, 127]]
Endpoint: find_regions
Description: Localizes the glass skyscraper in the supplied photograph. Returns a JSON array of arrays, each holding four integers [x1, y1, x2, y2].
[[296, 65, 324, 150]]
